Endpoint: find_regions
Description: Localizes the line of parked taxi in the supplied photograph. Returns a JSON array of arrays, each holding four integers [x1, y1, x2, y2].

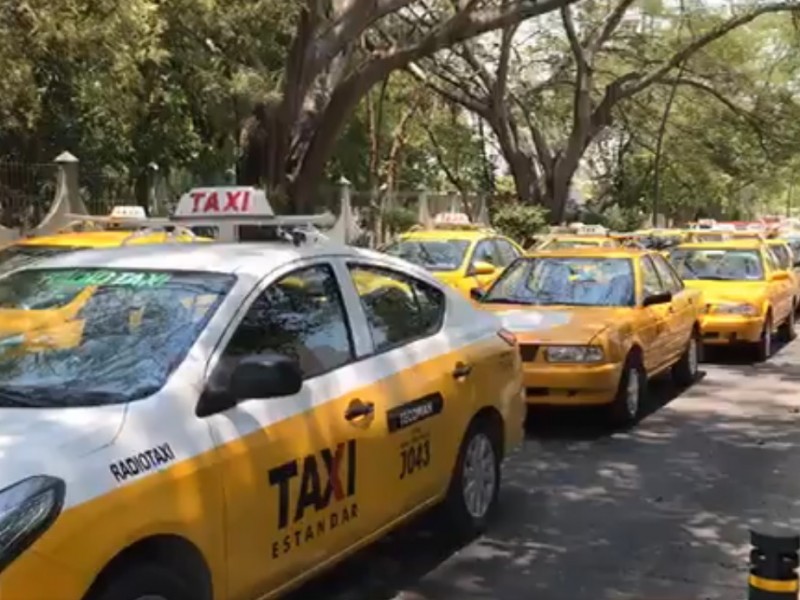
[[0, 192, 795, 600]]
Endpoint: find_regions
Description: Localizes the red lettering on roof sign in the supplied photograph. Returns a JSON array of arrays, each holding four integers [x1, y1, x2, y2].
[[190, 191, 206, 213], [223, 190, 251, 212]]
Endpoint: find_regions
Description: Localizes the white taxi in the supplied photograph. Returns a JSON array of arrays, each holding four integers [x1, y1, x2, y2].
[[0, 212, 524, 598]]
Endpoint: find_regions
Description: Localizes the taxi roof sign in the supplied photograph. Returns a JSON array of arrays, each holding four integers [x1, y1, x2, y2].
[[174, 186, 273, 219], [109, 205, 147, 219], [433, 211, 471, 226]]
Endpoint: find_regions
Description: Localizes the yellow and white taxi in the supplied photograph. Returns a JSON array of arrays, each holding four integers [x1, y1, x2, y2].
[[382, 217, 523, 298], [0, 222, 524, 599], [473, 247, 702, 426], [765, 238, 800, 304], [668, 240, 796, 360]]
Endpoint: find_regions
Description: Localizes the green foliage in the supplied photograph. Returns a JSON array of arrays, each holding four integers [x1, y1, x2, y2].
[[492, 203, 547, 246], [382, 206, 418, 234]]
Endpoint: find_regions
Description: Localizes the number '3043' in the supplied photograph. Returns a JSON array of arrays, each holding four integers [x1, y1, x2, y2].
[[400, 439, 430, 479]]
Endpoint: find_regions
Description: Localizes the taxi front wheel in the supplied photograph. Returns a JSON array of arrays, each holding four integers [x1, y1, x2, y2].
[[608, 354, 645, 428], [86, 563, 196, 600], [443, 419, 501, 540]]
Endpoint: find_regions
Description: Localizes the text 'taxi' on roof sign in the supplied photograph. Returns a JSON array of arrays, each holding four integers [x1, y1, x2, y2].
[[174, 187, 273, 218]]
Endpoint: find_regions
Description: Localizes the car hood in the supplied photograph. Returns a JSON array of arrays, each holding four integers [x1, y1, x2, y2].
[[683, 280, 767, 306], [0, 404, 126, 488], [481, 304, 630, 344]]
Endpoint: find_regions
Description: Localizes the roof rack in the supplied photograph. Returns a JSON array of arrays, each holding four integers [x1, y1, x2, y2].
[[169, 186, 336, 244]]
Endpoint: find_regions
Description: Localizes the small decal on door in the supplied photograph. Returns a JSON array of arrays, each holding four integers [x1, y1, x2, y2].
[[386, 393, 444, 433]]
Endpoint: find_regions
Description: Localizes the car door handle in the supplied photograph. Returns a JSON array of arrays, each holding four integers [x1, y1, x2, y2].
[[452, 362, 473, 379], [344, 400, 374, 421]]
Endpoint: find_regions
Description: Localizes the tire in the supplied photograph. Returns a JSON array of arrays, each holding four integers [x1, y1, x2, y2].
[[443, 418, 501, 540], [672, 329, 701, 387], [608, 353, 646, 427], [755, 315, 773, 362], [86, 563, 195, 600], [780, 304, 797, 343]]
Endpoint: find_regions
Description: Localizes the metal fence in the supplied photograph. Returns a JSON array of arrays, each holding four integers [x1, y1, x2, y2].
[[0, 161, 57, 228]]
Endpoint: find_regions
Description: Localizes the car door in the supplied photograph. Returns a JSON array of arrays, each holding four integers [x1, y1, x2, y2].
[[469, 239, 503, 291], [764, 247, 793, 323], [201, 261, 378, 599], [343, 261, 465, 516], [651, 253, 694, 359], [638, 255, 672, 372]]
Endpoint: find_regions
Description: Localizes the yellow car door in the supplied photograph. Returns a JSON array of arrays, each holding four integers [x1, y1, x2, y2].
[[651, 253, 696, 360], [638, 255, 673, 371], [764, 248, 793, 323], [468, 239, 504, 291], [346, 263, 461, 512], [202, 263, 376, 598]]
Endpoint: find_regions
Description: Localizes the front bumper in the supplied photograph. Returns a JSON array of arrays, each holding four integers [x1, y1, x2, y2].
[[522, 361, 623, 406], [699, 314, 764, 344]]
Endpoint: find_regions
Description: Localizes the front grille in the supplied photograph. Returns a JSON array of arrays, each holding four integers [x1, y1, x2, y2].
[[519, 344, 540, 362]]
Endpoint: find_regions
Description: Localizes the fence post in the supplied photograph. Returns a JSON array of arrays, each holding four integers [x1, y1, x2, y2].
[[30, 151, 87, 237], [328, 176, 353, 245], [749, 528, 799, 599], [417, 187, 432, 228], [475, 194, 490, 226]]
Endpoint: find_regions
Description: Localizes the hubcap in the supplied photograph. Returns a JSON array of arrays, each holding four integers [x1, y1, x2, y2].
[[687, 338, 698, 375], [462, 433, 497, 519], [625, 368, 640, 417]]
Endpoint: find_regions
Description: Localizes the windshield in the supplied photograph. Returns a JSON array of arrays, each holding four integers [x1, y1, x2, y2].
[[484, 257, 635, 307], [0, 268, 234, 408], [668, 248, 764, 281], [0, 244, 85, 276], [383, 239, 470, 271]]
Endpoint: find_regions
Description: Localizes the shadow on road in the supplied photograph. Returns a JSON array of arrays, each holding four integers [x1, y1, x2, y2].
[[288, 344, 800, 600]]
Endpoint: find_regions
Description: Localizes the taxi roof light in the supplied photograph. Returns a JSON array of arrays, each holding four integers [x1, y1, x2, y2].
[[170, 186, 336, 246]]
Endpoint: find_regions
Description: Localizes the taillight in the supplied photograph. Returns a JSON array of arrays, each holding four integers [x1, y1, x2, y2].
[[497, 328, 517, 347]]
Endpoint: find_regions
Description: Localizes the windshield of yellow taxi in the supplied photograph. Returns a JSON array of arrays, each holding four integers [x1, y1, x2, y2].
[[668, 248, 764, 281], [383, 238, 470, 272], [0, 268, 234, 407], [484, 257, 635, 307], [0, 244, 85, 276]]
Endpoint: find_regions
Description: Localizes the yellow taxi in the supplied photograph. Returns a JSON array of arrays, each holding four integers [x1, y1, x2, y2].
[[471, 247, 702, 426], [765, 238, 800, 305], [0, 190, 525, 600], [382, 221, 523, 298], [667, 240, 796, 360]]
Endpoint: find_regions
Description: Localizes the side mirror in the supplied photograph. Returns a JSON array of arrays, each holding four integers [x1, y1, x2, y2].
[[471, 261, 497, 276], [470, 287, 486, 301], [642, 291, 673, 307], [196, 353, 303, 417], [770, 271, 791, 282]]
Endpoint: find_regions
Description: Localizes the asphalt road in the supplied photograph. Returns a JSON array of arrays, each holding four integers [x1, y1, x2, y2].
[[291, 339, 800, 600]]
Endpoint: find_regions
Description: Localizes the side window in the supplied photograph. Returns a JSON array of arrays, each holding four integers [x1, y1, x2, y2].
[[472, 240, 499, 266], [349, 265, 445, 354], [651, 254, 683, 293], [764, 248, 778, 272], [640, 256, 665, 298], [224, 264, 354, 379], [495, 239, 520, 266]]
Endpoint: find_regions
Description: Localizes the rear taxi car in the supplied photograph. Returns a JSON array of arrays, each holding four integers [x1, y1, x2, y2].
[[382, 220, 523, 298], [765, 238, 800, 305], [0, 238, 524, 599], [535, 234, 619, 251], [0, 206, 206, 276], [472, 247, 702, 426], [668, 240, 796, 360]]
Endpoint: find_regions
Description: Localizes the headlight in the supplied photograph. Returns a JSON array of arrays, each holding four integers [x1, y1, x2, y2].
[[708, 303, 759, 316], [544, 345, 605, 363], [0, 475, 65, 573]]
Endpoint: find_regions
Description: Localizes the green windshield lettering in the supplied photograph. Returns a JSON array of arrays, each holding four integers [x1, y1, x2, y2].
[[44, 270, 172, 288]]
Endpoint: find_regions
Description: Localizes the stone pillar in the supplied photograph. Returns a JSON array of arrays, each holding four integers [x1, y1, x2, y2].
[[30, 151, 87, 237], [329, 176, 353, 245], [417, 187, 432, 229]]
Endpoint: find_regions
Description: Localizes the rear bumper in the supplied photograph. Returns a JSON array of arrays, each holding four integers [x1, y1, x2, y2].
[[699, 314, 764, 344], [522, 362, 622, 406]]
